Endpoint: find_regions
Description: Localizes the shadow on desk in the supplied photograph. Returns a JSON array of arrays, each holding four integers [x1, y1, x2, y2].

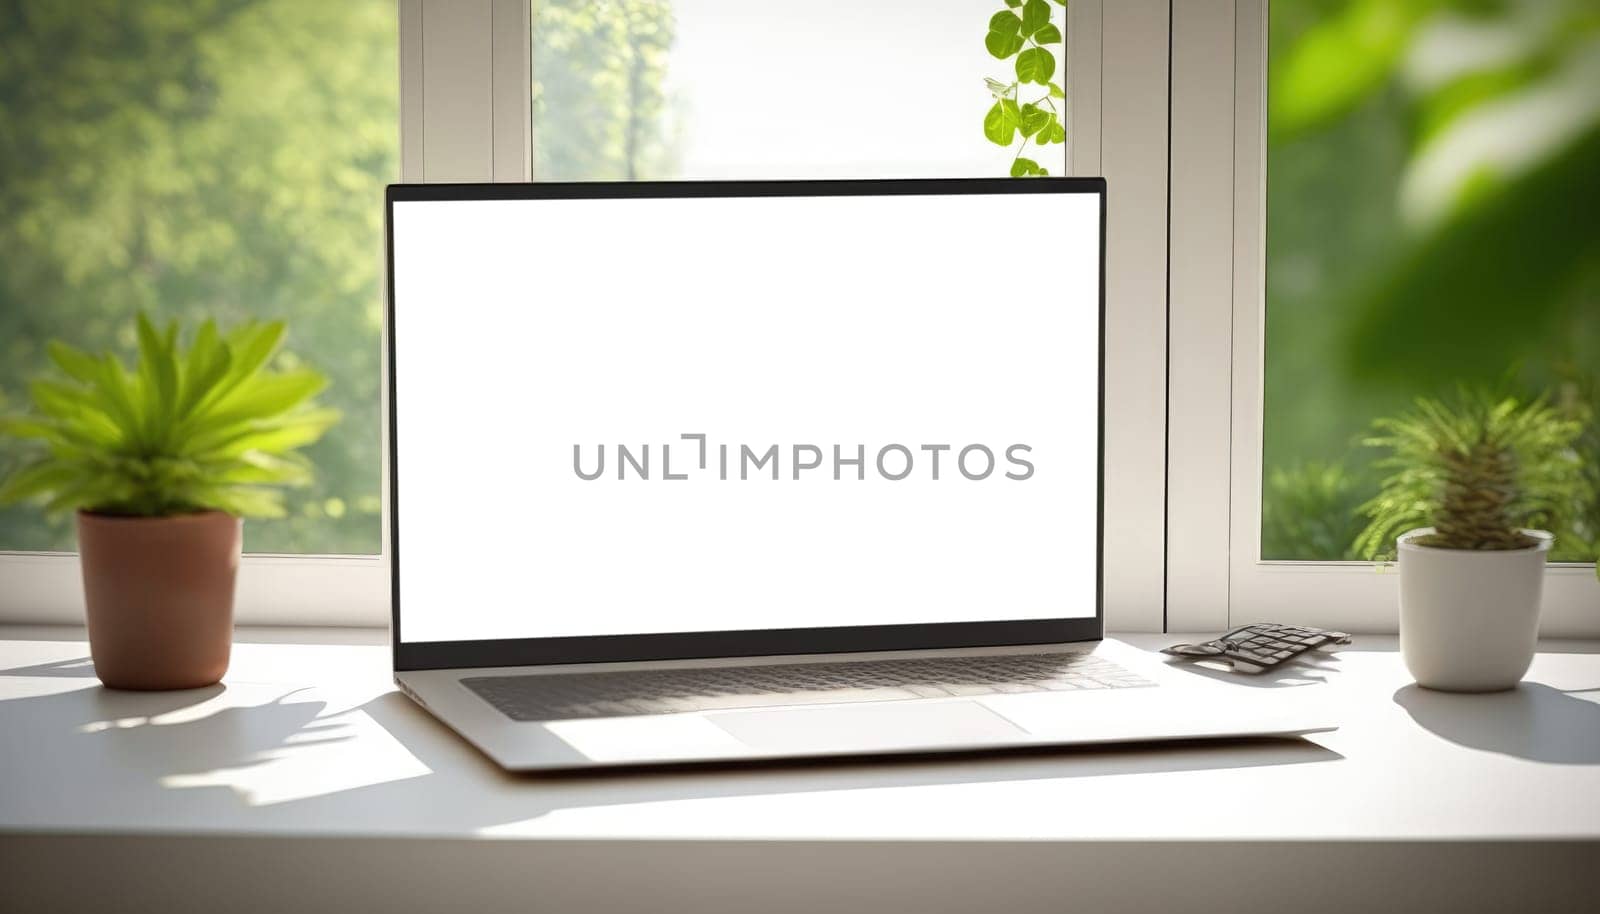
[[1, 667, 1341, 836], [1161, 652, 1345, 688], [1394, 682, 1600, 764], [0, 655, 101, 678]]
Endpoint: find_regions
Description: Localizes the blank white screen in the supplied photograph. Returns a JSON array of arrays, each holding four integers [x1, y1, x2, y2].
[[392, 190, 1101, 643]]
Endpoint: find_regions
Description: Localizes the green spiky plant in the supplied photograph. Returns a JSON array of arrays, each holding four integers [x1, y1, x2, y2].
[[0, 314, 338, 519], [1354, 390, 1589, 571]]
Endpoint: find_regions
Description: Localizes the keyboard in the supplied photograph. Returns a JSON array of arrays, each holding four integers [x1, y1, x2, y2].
[[1162, 623, 1351, 674], [463, 651, 1155, 721]]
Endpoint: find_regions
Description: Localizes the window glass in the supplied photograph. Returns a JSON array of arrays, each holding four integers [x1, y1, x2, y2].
[[1262, 0, 1599, 563], [531, 0, 1070, 180], [0, 0, 396, 554]]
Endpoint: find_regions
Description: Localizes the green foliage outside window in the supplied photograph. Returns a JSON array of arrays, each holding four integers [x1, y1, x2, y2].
[[533, 0, 678, 180], [1263, 0, 1599, 566], [3, 0, 1591, 573], [1261, 461, 1367, 562], [0, 0, 396, 554]]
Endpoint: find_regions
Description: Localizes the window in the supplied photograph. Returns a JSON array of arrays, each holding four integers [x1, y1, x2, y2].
[[0, 0, 397, 556], [398, 0, 1171, 634], [4, 0, 1173, 630], [1167, 0, 1597, 635], [1260, 0, 1599, 567], [517, 0, 1182, 635], [529, 0, 1071, 180]]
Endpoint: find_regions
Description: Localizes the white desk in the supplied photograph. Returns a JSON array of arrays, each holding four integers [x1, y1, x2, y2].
[[3, 627, 1598, 913]]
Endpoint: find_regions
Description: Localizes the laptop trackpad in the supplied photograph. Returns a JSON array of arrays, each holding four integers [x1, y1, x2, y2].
[[709, 700, 1027, 753]]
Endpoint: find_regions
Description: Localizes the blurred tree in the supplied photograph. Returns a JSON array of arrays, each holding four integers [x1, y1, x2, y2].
[[1263, 0, 1599, 563], [1261, 460, 1367, 561], [533, 0, 678, 180], [0, 0, 395, 553]]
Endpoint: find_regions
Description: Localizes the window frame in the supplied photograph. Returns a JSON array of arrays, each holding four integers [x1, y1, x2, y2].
[[396, 0, 1175, 635], [1166, 0, 1600, 637], [0, 1, 404, 628], [2, 0, 1178, 634]]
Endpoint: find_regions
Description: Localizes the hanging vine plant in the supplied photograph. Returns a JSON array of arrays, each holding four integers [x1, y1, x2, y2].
[[983, 0, 1067, 177]]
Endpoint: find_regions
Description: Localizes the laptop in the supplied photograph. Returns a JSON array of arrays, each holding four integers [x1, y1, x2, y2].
[[385, 178, 1334, 771]]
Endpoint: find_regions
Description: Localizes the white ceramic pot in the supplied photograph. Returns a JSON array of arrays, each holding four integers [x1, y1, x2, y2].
[[1397, 527, 1551, 692]]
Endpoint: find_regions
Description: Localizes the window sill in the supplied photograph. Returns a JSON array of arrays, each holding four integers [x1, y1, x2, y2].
[[0, 553, 390, 628]]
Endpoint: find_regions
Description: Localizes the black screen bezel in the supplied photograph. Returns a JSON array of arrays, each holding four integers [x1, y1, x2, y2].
[[385, 177, 1107, 672]]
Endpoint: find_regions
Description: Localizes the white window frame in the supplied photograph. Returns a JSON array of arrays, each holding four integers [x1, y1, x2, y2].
[[0, 0, 427, 628], [402, 0, 1175, 634], [1166, 0, 1600, 637], [2, 0, 1175, 633]]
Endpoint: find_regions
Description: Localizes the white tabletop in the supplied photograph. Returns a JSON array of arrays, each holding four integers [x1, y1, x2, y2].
[[4, 627, 1598, 913]]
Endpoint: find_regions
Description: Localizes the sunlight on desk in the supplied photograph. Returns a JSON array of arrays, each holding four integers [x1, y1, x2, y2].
[[154, 686, 432, 807], [4, 630, 1599, 845]]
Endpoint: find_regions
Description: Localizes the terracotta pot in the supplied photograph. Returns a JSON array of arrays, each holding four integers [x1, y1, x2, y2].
[[77, 510, 242, 690]]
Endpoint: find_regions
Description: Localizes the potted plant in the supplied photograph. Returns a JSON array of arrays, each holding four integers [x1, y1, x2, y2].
[[1355, 390, 1586, 692], [0, 315, 337, 690]]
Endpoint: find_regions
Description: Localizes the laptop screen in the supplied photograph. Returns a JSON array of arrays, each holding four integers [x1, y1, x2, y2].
[[390, 183, 1102, 647]]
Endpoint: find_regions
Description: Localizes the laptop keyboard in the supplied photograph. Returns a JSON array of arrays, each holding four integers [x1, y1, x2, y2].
[[462, 651, 1155, 722]]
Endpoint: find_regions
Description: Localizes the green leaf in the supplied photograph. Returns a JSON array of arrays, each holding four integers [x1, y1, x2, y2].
[[32, 374, 126, 458], [0, 416, 61, 441], [189, 485, 286, 518], [136, 312, 179, 448], [985, 11, 1024, 59], [209, 451, 314, 486], [189, 407, 341, 460], [4, 411, 116, 453], [190, 320, 287, 418], [1033, 23, 1062, 46], [0, 460, 79, 505], [1016, 46, 1056, 85], [1268, 0, 1422, 139], [1044, 115, 1066, 144], [188, 369, 328, 440], [27, 380, 82, 420], [47, 342, 101, 385], [1019, 103, 1050, 138], [1020, 0, 1049, 38], [1004, 0, 1021, 6], [1344, 124, 1600, 386], [984, 77, 1014, 99], [95, 354, 145, 448], [983, 98, 1021, 145], [178, 320, 233, 420], [1010, 158, 1042, 178], [1048, 81, 1065, 99], [228, 319, 287, 369]]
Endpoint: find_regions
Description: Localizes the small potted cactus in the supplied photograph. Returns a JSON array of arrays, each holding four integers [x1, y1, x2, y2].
[[1356, 390, 1586, 692]]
